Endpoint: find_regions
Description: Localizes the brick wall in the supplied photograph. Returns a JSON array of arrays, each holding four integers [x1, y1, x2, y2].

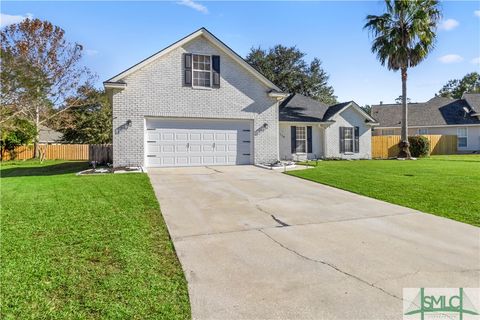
[[324, 107, 372, 159], [111, 36, 279, 167]]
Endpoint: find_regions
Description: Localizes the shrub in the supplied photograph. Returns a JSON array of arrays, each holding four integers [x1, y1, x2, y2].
[[408, 136, 430, 157]]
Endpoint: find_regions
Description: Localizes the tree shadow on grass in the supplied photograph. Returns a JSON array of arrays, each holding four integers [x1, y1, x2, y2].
[[0, 162, 89, 178]]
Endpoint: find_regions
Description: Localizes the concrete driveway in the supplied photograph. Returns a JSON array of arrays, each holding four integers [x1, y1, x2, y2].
[[148, 166, 479, 320]]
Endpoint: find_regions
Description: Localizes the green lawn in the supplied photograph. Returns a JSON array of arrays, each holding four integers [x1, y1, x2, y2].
[[289, 155, 480, 227], [1, 161, 190, 319]]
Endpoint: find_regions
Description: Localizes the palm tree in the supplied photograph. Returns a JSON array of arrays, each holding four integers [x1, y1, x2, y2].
[[365, 0, 441, 158]]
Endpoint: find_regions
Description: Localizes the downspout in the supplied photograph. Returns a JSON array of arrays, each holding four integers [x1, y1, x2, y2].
[[322, 125, 327, 158]]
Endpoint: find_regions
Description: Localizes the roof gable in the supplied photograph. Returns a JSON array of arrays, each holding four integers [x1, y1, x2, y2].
[[463, 93, 480, 114], [325, 101, 377, 123], [279, 94, 376, 123], [105, 28, 280, 91]]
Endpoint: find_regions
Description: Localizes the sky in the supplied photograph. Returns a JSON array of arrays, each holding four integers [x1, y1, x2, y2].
[[2, 1, 479, 106]]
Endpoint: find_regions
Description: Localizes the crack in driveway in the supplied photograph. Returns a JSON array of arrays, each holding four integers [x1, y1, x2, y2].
[[174, 211, 417, 241], [255, 205, 289, 227], [258, 229, 404, 302], [270, 215, 290, 227], [205, 166, 223, 174]]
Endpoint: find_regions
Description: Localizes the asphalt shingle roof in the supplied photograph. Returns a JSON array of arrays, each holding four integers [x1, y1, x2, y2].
[[463, 93, 480, 113], [279, 94, 330, 122], [323, 102, 352, 121], [39, 125, 63, 143], [371, 96, 480, 127], [279, 94, 365, 122]]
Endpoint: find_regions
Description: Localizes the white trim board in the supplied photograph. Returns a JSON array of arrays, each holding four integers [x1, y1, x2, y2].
[[376, 124, 480, 129]]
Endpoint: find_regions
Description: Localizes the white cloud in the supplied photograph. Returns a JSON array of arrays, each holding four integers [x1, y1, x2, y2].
[[471, 57, 480, 65], [0, 13, 33, 27], [85, 49, 99, 56], [177, 0, 208, 14], [438, 54, 464, 64], [438, 18, 459, 31], [474, 10, 480, 17]]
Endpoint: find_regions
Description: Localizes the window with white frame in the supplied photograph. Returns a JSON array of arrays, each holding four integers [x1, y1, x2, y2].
[[344, 127, 354, 152], [457, 128, 468, 148], [192, 54, 211, 87], [417, 128, 428, 135], [382, 129, 395, 135], [296, 126, 306, 153]]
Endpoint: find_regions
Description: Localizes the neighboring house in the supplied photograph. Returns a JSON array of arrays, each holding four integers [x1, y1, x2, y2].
[[104, 28, 377, 168], [279, 94, 378, 160], [38, 125, 63, 144], [371, 94, 480, 152]]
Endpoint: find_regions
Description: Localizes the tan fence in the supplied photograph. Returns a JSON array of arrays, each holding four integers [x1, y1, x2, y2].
[[1, 144, 112, 163], [372, 135, 457, 159]]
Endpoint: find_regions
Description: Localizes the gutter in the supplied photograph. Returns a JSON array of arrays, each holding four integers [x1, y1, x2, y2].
[[268, 90, 289, 101], [104, 81, 127, 90]]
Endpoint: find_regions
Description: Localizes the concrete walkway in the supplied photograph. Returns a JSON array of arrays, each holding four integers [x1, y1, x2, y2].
[[148, 166, 479, 320]]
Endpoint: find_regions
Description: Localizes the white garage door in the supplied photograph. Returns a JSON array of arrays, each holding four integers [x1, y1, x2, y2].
[[145, 118, 253, 167]]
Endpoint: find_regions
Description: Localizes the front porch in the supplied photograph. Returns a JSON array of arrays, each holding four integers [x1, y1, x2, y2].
[[279, 122, 330, 161]]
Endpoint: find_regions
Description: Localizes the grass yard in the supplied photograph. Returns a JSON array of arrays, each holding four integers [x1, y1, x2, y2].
[[0, 160, 190, 319], [289, 155, 480, 227]]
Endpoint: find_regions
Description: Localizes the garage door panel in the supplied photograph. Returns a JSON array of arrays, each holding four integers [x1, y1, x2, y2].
[[203, 145, 214, 152], [162, 157, 175, 165], [190, 156, 202, 165], [190, 133, 201, 140], [215, 144, 227, 152], [145, 118, 253, 167], [215, 133, 227, 141], [147, 132, 160, 140], [203, 156, 214, 164], [147, 156, 161, 165], [203, 133, 214, 140], [176, 133, 188, 141], [176, 157, 188, 165], [215, 156, 227, 163], [148, 145, 161, 153], [189, 144, 202, 152], [176, 145, 188, 152], [163, 133, 174, 140], [162, 145, 175, 153]]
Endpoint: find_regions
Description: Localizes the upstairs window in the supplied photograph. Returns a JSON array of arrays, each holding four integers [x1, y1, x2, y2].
[[192, 54, 211, 88]]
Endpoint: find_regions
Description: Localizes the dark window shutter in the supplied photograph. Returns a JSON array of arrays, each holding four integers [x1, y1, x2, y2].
[[307, 126, 312, 153], [184, 53, 192, 86], [291, 126, 297, 154], [354, 126, 360, 153], [212, 55, 220, 88], [339, 127, 345, 153]]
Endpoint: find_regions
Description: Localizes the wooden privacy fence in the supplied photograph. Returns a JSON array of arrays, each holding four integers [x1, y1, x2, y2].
[[372, 135, 457, 159], [1, 144, 113, 163]]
